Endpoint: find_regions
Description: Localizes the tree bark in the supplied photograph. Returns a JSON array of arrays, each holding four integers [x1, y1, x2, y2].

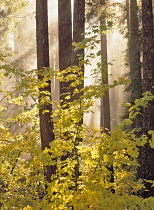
[[58, 0, 72, 102], [128, 0, 142, 104], [100, 0, 114, 192], [126, 0, 142, 131], [138, 0, 154, 198], [36, 0, 56, 183], [100, 0, 111, 132], [73, 0, 85, 66], [72, 0, 85, 191]]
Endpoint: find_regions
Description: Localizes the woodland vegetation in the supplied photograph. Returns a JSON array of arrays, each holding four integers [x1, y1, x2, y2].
[[0, 0, 154, 209]]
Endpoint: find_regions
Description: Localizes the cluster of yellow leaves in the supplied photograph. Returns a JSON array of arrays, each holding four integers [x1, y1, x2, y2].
[[1, 21, 154, 210]]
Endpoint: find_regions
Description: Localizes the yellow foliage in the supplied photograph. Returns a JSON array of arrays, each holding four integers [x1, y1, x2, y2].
[[1, 18, 154, 210]]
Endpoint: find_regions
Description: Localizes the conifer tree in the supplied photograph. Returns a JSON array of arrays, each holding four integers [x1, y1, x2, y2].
[[126, 0, 142, 130], [72, 0, 85, 190], [73, 0, 85, 66], [72, 0, 85, 100], [58, 0, 72, 102], [36, 0, 56, 183], [138, 0, 154, 198], [100, 0, 111, 132]]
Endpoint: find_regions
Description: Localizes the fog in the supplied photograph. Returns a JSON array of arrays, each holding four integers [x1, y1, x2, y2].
[[3, 0, 128, 131]]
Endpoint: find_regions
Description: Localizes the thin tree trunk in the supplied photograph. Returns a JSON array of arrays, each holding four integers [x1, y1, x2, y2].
[[36, 0, 56, 183], [138, 0, 154, 198], [100, 0, 111, 132]]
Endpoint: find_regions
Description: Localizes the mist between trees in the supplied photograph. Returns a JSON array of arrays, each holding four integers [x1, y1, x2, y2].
[[0, 0, 154, 209]]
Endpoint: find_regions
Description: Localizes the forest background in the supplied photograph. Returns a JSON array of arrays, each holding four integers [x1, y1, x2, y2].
[[0, 0, 154, 209]]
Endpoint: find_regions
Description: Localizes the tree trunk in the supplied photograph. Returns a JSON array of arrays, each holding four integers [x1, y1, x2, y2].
[[58, 0, 72, 102], [100, 0, 111, 132], [138, 0, 154, 198], [100, 0, 114, 192], [128, 0, 142, 103], [72, 0, 85, 98], [127, 0, 142, 129], [73, 0, 85, 66], [72, 0, 85, 191], [36, 0, 56, 183]]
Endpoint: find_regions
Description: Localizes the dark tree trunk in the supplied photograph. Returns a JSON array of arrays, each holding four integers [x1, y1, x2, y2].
[[72, 0, 85, 120], [100, 0, 111, 132], [58, 0, 72, 102], [58, 0, 73, 185], [127, 0, 142, 129], [36, 0, 56, 183], [73, 0, 85, 66], [72, 0, 85, 191], [128, 0, 142, 104], [138, 0, 154, 198], [72, 0, 85, 98], [100, 0, 114, 192]]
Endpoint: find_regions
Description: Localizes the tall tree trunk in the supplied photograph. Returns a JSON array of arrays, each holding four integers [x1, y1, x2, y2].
[[72, 0, 85, 115], [58, 0, 72, 102], [58, 0, 73, 183], [73, 0, 85, 66], [100, 0, 114, 192], [127, 0, 142, 129], [129, 0, 142, 100], [72, 0, 85, 191], [36, 0, 56, 183], [73, 0, 85, 98], [100, 0, 111, 132], [138, 0, 154, 198]]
